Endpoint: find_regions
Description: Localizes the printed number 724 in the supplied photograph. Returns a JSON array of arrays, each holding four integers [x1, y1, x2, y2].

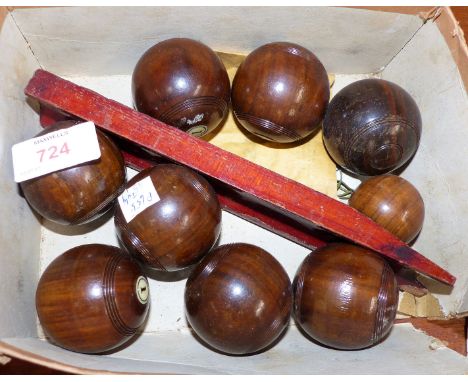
[[37, 142, 70, 162]]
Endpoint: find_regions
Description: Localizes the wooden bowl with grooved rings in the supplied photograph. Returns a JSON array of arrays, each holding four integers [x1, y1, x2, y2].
[[20, 120, 126, 225], [132, 38, 230, 137], [293, 243, 398, 350], [323, 78, 422, 176], [114, 164, 221, 273], [36, 244, 150, 354], [349, 174, 425, 243], [185, 243, 292, 355], [232, 42, 329, 143]]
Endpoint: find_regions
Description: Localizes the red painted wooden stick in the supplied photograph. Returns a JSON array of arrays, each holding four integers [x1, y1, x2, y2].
[[25, 69, 455, 286], [38, 104, 330, 250], [37, 105, 429, 292], [121, 150, 333, 249]]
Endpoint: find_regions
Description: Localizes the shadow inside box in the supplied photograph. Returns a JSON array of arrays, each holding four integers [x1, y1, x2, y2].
[[184, 314, 292, 358], [40, 204, 116, 236], [203, 108, 321, 150], [329, 143, 421, 186], [117, 227, 223, 282], [198, 106, 230, 142], [98, 311, 151, 356], [292, 312, 397, 352], [414, 273, 455, 295], [36, 310, 151, 357], [143, 264, 197, 283]]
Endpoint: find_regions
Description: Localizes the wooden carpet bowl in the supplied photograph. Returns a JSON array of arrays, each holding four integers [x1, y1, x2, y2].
[[132, 38, 230, 137], [24, 69, 456, 286], [36, 244, 150, 354], [185, 243, 292, 355], [232, 42, 329, 143], [293, 243, 399, 350], [323, 78, 422, 176], [349, 174, 425, 243], [20, 120, 126, 225], [115, 164, 221, 272]]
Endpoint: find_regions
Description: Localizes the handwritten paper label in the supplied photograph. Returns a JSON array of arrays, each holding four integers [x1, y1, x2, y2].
[[12, 122, 101, 183], [118, 176, 160, 222]]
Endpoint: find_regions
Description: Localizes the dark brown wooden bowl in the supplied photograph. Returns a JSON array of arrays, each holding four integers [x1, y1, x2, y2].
[[232, 42, 329, 143], [293, 243, 399, 350], [185, 243, 292, 355], [24, 69, 456, 286], [132, 38, 230, 137], [20, 120, 126, 225], [36, 244, 150, 354], [323, 78, 422, 176], [349, 174, 425, 243], [114, 164, 221, 273]]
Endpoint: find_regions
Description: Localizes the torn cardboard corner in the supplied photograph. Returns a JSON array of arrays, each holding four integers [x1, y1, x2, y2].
[[398, 292, 445, 318], [421, 7, 443, 23], [435, 7, 468, 95], [429, 338, 449, 350], [395, 316, 467, 356], [396, 277, 467, 356]]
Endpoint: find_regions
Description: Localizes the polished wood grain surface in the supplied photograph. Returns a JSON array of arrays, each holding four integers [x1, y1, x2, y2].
[[132, 38, 230, 137], [349, 175, 425, 243], [115, 164, 221, 272], [6, 6, 468, 374], [185, 243, 292, 355], [24, 70, 455, 285], [20, 120, 126, 225], [40, 104, 332, 251], [293, 243, 399, 350], [36, 244, 150, 354], [323, 78, 422, 176], [232, 42, 329, 143]]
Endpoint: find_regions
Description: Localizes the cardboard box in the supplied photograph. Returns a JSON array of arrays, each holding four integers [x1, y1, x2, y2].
[[1, 6, 468, 374]]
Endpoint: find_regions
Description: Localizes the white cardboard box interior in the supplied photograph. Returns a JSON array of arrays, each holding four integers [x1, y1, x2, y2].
[[0, 6, 468, 374]]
